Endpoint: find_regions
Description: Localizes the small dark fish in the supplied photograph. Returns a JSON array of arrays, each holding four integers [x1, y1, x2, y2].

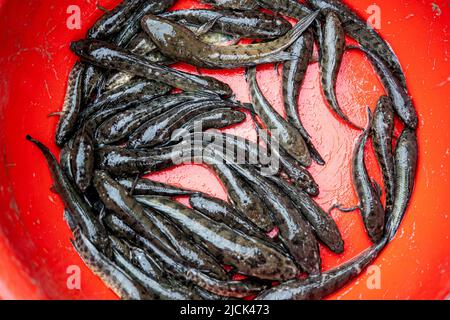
[[350, 110, 385, 243], [93, 170, 176, 253], [347, 45, 418, 129], [135, 195, 299, 281], [127, 99, 241, 149], [320, 12, 361, 129], [82, 64, 104, 104], [268, 176, 344, 254], [371, 96, 395, 216], [189, 193, 266, 239], [142, 205, 228, 280], [255, 236, 388, 300], [386, 129, 418, 240], [255, 0, 311, 20], [70, 129, 95, 192], [185, 268, 265, 298], [306, 0, 407, 88], [224, 162, 321, 274], [105, 33, 164, 91], [72, 229, 151, 300], [169, 108, 246, 144], [247, 67, 312, 167], [71, 39, 232, 96], [95, 92, 217, 145], [96, 146, 162, 176], [206, 131, 319, 195], [114, 0, 176, 47], [117, 177, 195, 197], [105, 214, 267, 298], [211, 163, 275, 232], [55, 62, 85, 147], [26, 136, 110, 252], [141, 11, 320, 69], [282, 30, 325, 165], [112, 247, 201, 300], [129, 246, 166, 281], [87, 0, 146, 40], [82, 78, 171, 122], [201, 0, 259, 11], [161, 9, 292, 39]]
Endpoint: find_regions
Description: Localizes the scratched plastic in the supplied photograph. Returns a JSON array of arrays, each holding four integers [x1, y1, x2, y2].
[[0, 0, 449, 300]]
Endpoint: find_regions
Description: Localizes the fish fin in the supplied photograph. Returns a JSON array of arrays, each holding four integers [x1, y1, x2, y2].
[[96, 3, 109, 13], [328, 204, 360, 214], [48, 111, 65, 118], [195, 15, 223, 37]]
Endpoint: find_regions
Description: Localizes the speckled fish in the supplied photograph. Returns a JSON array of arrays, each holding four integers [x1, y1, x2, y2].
[[82, 64, 105, 105], [255, 0, 311, 20], [141, 11, 320, 69], [93, 170, 177, 253], [87, 0, 146, 40], [319, 12, 361, 129], [255, 236, 388, 300], [169, 108, 246, 145], [72, 228, 150, 300], [350, 110, 385, 243], [201, 0, 258, 10], [95, 93, 217, 145], [306, 0, 407, 88], [109, 236, 166, 282], [189, 193, 268, 239], [106, 33, 173, 91], [112, 247, 201, 300], [247, 67, 312, 167], [206, 131, 319, 195], [185, 269, 266, 298], [105, 214, 270, 297], [282, 29, 324, 165], [161, 9, 292, 39], [386, 128, 418, 240], [81, 78, 171, 122], [225, 162, 321, 274], [211, 162, 275, 233], [70, 39, 232, 96], [114, 0, 176, 46], [26, 136, 110, 252], [127, 99, 242, 149], [347, 45, 417, 129], [70, 128, 95, 192], [117, 177, 195, 197], [268, 176, 344, 254], [371, 96, 395, 216], [142, 206, 228, 280], [135, 195, 299, 281], [54, 62, 85, 147]]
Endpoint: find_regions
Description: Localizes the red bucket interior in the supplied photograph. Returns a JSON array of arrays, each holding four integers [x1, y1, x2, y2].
[[0, 0, 448, 299]]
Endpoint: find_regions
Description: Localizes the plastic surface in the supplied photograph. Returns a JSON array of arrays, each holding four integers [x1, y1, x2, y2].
[[0, 0, 449, 300]]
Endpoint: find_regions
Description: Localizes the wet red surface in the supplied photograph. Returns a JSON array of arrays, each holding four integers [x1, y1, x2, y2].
[[0, 0, 449, 300]]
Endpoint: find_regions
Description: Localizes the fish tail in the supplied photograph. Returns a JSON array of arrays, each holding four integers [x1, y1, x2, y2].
[[325, 88, 364, 130]]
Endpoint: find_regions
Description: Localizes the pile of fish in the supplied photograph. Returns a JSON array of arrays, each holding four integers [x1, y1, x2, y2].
[[27, 0, 418, 300]]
